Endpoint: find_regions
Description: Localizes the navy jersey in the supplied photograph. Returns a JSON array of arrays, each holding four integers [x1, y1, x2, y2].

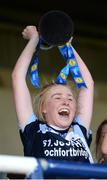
[[19, 114, 93, 163]]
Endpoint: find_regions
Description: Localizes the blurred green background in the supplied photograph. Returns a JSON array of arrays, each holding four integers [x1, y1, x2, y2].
[[0, 0, 107, 162]]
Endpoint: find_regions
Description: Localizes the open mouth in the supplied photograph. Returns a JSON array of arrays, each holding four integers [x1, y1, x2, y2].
[[58, 108, 70, 117]]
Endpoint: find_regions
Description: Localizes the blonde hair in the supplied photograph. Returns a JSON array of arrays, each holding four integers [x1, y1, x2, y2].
[[33, 81, 78, 122]]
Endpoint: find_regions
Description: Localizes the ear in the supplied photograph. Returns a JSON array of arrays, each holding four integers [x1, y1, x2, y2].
[[42, 104, 47, 114], [42, 108, 47, 119], [42, 109, 47, 114]]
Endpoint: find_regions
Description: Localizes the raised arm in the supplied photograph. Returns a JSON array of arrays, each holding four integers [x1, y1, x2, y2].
[[12, 26, 39, 129], [72, 47, 94, 131]]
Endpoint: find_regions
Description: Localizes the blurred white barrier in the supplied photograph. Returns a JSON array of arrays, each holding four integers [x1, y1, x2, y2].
[[0, 155, 38, 175], [1, 154, 107, 179]]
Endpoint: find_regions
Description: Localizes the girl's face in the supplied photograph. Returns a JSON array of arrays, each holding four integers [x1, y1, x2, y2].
[[101, 124, 107, 137], [100, 124, 107, 143], [100, 124, 107, 162], [42, 85, 76, 129], [99, 124, 107, 149]]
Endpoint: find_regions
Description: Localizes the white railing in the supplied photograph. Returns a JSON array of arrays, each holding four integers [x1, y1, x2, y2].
[[0, 155, 37, 176], [1, 154, 107, 179]]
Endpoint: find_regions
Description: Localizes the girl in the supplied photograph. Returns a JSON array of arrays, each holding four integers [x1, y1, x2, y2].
[[12, 26, 94, 163], [96, 119, 107, 163]]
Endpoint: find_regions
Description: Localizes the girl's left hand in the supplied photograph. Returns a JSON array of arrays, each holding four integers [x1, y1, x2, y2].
[[22, 25, 39, 40]]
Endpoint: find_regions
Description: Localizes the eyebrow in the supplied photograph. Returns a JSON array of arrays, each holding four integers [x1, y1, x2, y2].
[[51, 93, 73, 98]]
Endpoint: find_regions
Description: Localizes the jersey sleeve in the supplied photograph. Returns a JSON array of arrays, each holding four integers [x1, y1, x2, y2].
[[19, 116, 39, 156], [19, 112, 37, 132], [73, 116, 92, 147]]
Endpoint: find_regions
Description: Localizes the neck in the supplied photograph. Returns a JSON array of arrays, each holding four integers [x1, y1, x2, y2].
[[49, 124, 68, 131]]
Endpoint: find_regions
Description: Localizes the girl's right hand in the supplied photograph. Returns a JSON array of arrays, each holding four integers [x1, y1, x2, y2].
[[22, 25, 39, 40]]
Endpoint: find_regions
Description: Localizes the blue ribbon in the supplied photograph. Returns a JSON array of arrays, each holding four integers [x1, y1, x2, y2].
[[30, 39, 87, 88], [30, 55, 39, 88], [56, 43, 87, 88], [30, 38, 42, 88]]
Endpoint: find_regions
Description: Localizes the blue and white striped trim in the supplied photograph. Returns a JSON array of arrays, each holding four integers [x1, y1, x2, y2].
[[19, 112, 37, 132], [73, 116, 92, 139]]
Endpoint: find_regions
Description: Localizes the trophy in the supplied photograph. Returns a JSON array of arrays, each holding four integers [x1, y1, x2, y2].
[[30, 10, 87, 88], [38, 10, 74, 49]]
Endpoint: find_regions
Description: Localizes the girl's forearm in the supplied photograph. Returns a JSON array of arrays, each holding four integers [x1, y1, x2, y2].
[[72, 47, 94, 87], [12, 35, 39, 79]]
